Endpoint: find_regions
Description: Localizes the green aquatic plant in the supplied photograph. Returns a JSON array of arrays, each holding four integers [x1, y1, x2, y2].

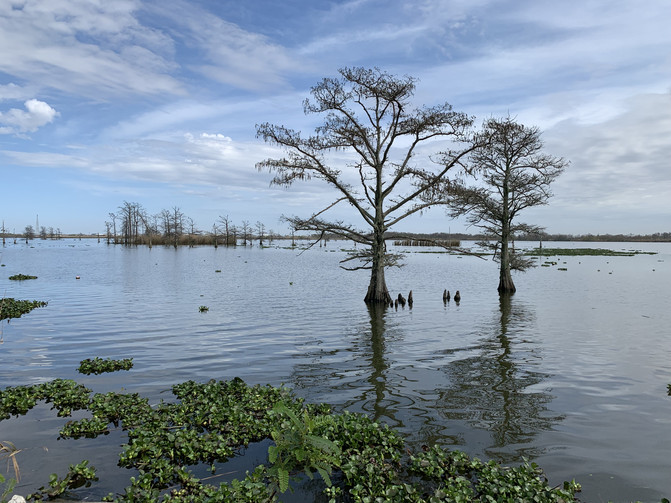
[[198, 305, 209, 312], [267, 402, 341, 494], [0, 373, 584, 502], [0, 473, 17, 503], [27, 460, 98, 501], [8, 274, 37, 281], [78, 357, 134, 375], [0, 298, 48, 321], [0, 379, 91, 420]]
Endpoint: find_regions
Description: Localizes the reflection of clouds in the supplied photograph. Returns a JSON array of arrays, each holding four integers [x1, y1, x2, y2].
[[436, 295, 563, 462]]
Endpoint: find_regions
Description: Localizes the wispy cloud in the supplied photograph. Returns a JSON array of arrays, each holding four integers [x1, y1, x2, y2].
[[0, 0, 182, 99]]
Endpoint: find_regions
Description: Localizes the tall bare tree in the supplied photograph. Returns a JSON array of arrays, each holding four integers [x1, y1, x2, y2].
[[257, 67, 476, 303], [218, 215, 235, 246], [449, 116, 568, 293], [255, 221, 266, 246], [240, 220, 251, 246]]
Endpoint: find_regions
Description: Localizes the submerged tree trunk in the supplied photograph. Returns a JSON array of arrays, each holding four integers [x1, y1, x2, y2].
[[498, 177, 516, 294], [364, 231, 392, 304], [498, 226, 516, 293]]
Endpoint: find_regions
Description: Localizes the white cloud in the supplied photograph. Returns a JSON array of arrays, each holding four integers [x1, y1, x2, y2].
[[0, 99, 59, 134]]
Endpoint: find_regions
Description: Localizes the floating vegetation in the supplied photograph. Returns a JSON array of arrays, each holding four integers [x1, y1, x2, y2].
[[526, 248, 656, 257], [78, 357, 134, 375], [557, 268, 568, 271], [0, 298, 48, 321], [0, 374, 583, 503], [27, 460, 98, 501], [198, 305, 209, 312], [215, 269, 222, 273], [8, 274, 38, 281]]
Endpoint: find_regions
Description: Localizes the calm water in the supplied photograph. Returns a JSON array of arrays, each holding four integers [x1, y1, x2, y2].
[[1, 239, 670, 502]]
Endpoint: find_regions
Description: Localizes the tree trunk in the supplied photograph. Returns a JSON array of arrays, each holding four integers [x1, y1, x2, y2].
[[364, 234, 392, 304], [498, 238, 516, 294]]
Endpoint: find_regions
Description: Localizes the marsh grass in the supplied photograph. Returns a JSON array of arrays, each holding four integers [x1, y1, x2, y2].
[[525, 247, 656, 257], [0, 441, 21, 482]]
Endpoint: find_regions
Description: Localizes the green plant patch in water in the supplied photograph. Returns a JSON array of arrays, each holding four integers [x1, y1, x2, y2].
[[525, 247, 656, 257], [8, 273, 38, 280], [0, 298, 48, 321], [0, 372, 584, 503], [78, 357, 134, 375]]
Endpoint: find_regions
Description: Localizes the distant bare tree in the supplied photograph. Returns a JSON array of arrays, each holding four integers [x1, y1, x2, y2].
[[240, 220, 251, 246], [108, 213, 118, 244], [255, 221, 266, 246], [218, 215, 236, 246], [104, 221, 112, 244], [230, 224, 238, 246], [24, 225, 35, 242], [118, 201, 146, 245]]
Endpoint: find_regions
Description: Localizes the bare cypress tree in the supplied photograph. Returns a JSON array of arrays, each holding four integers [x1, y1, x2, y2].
[[257, 67, 475, 304], [449, 116, 568, 293], [255, 221, 266, 246], [240, 220, 251, 246], [218, 215, 234, 246]]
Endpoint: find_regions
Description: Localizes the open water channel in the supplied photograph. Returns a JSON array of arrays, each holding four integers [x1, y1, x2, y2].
[[0, 239, 670, 502]]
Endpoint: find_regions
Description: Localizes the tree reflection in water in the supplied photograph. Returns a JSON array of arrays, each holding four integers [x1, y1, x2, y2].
[[288, 295, 563, 465], [436, 294, 564, 463]]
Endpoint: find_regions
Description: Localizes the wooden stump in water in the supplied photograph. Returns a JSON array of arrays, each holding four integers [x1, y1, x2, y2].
[[454, 290, 461, 303], [443, 289, 450, 302], [408, 290, 413, 308], [397, 293, 406, 307]]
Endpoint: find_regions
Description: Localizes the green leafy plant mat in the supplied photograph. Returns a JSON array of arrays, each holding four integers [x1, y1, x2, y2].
[[8, 274, 38, 280], [78, 357, 134, 375], [0, 371, 583, 503], [0, 298, 48, 321]]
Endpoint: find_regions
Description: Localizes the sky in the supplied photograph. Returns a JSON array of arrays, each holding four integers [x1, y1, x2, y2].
[[1, 0, 670, 236]]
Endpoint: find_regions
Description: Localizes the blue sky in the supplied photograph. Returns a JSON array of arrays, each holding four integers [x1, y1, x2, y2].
[[1, 0, 670, 236]]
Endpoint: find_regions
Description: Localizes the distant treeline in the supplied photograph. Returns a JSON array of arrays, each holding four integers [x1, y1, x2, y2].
[[384, 231, 671, 243], [392, 239, 460, 247]]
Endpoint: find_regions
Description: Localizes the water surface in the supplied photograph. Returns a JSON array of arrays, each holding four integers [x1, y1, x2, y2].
[[1, 239, 669, 501]]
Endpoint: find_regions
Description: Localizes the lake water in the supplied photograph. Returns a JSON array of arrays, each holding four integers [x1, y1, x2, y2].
[[1, 238, 670, 502]]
